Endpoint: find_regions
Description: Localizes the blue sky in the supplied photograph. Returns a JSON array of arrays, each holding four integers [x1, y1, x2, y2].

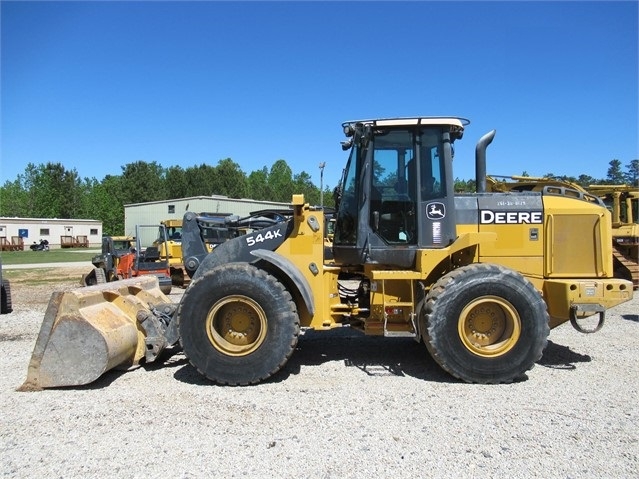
[[1, 1, 637, 192]]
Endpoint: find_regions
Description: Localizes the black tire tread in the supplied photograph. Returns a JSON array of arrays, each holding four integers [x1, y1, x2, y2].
[[1, 279, 12, 314], [178, 263, 299, 385], [423, 263, 550, 384]]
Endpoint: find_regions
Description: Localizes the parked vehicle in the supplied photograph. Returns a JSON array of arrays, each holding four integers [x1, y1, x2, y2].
[[29, 239, 49, 251], [82, 227, 172, 295]]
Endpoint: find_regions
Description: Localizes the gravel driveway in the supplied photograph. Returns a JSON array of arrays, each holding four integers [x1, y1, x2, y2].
[[1, 265, 637, 478]]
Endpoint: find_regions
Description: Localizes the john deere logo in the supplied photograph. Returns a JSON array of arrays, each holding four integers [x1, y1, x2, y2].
[[427, 202, 445, 220], [480, 210, 543, 224]]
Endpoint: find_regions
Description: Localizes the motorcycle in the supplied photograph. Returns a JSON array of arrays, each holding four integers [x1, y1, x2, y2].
[[30, 239, 50, 251]]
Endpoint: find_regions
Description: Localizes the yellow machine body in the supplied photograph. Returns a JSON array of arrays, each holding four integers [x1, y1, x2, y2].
[[23, 118, 634, 389], [487, 176, 638, 288], [275, 195, 631, 336]]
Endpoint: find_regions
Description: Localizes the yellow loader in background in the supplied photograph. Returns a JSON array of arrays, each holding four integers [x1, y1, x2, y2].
[[586, 185, 638, 288], [154, 219, 189, 287], [21, 117, 633, 390]]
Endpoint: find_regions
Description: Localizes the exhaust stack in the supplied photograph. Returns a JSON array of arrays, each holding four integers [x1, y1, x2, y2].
[[475, 129, 496, 193]]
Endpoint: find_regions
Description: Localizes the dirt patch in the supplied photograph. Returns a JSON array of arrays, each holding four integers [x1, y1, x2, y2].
[[5, 266, 90, 306], [5, 264, 184, 307]]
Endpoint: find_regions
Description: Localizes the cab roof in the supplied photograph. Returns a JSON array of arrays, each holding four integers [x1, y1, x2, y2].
[[342, 117, 470, 128]]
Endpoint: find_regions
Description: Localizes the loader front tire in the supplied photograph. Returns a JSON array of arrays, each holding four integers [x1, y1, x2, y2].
[[422, 263, 549, 384], [178, 263, 300, 385]]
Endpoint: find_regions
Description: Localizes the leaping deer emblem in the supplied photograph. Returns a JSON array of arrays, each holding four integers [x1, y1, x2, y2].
[[426, 201, 446, 220], [429, 204, 444, 217]]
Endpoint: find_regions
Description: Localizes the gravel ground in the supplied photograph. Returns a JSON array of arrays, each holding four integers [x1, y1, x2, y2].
[[1, 265, 638, 478]]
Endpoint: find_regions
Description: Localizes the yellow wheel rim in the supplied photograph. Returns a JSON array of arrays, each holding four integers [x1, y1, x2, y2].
[[458, 295, 521, 357], [206, 295, 268, 356]]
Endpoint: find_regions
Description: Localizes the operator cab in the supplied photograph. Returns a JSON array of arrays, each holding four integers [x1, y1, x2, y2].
[[333, 117, 468, 268]]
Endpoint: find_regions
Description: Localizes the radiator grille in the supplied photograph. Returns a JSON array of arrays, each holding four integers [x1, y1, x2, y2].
[[546, 214, 602, 276]]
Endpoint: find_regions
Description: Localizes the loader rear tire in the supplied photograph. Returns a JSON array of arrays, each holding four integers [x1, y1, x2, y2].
[[178, 263, 300, 385], [422, 263, 549, 384]]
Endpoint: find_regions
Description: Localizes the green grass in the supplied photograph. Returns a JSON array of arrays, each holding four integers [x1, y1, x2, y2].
[[0, 248, 99, 265]]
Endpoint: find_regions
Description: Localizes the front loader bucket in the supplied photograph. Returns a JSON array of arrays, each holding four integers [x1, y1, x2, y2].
[[20, 277, 173, 391]]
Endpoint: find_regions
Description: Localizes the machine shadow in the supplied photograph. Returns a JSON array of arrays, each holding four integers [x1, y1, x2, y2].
[[170, 332, 598, 386], [536, 340, 592, 370], [280, 328, 456, 383], [170, 328, 459, 386], [64, 335, 596, 390]]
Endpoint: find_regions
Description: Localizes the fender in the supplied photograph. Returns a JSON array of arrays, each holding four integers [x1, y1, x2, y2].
[[249, 249, 315, 317], [190, 219, 294, 280]]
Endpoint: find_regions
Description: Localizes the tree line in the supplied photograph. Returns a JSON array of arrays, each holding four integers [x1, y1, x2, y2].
[[1, 158, 637, 236], [0, 159, 331, 235]]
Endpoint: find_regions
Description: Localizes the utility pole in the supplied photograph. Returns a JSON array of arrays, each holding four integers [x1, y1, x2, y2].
[[319, 162, 326, 208]]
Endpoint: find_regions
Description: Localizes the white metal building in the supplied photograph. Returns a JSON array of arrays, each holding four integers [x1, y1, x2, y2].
[[0, 217, 102, 250], [124, 195, 292, 238]]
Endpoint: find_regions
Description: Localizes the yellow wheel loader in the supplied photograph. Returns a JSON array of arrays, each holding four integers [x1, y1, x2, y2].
[[22, 117, 633, 390], [153, 219, 190, 288], [152, 217, 235, 287], [586, 185, 638, 288]]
